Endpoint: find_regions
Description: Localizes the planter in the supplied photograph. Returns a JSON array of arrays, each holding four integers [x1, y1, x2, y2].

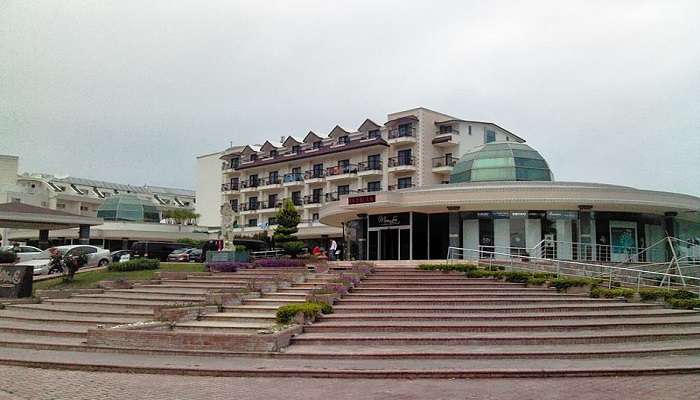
[[0, 264, 33, 298]]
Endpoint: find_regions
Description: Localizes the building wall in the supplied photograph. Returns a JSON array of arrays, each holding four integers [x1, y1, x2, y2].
[[0, 155, 19, 201], [196, 152, 223, 228]]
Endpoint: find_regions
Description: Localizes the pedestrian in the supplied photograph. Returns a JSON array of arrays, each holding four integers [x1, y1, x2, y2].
[[329, 239, 337, 261]]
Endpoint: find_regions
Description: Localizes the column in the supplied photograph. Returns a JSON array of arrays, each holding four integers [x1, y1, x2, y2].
[[78, 224, 90, 245], [38, 229, 50, 249], [448, 212, 460, 249]]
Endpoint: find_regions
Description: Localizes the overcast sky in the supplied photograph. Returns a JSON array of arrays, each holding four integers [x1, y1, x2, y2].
[[2, 1, 699, 196]]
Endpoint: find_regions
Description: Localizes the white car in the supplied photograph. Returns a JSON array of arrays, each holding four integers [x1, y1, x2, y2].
[[17, 245, 111, 275], [1, 245, 42, 263]]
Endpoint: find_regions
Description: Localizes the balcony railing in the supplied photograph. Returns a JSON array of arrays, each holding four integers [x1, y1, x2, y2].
[[240, 180, 259, 189], [388, 127, 416, 139], [259, 177, 281, 186], [261, 200, 282, 209], [304, 170, 326, 179], [303, 195, 323, 204], [326, 164, 358, 176], [357, 160, 382, 171], [221, 183, 239, 191], [222, 203, 239, 212], [432, 156, 457, 168], [436, 129, 459, 135], [283, 173, 304, 183], [240, 202, 260, 212], [291, 197, 303, 206], [388, 156, 415, 167], [388, 183, 415, 191]]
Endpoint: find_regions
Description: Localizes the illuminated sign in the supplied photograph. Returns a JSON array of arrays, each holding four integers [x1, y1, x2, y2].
[[348, 195, 376, 205]]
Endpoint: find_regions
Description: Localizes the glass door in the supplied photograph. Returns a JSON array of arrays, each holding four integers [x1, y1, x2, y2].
[[380, 229, 399, 260]]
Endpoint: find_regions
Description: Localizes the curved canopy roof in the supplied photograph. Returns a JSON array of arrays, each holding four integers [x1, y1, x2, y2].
[[96, 194, 160, 223], [451, 142, 553, 183]]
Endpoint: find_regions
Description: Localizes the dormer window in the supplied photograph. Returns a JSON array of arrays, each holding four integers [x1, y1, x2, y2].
[[231, 158, 240, 168], [269, 150, 278, 158], [250, 154, 258, 162], [313, 141, 322, 149], [368, 129, 380, 139], [338, 135, 349, 145], [439, 125, 453, 134], [292, 145, 301, 154]]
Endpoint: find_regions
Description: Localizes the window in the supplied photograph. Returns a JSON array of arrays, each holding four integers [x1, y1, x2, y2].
[[338, 135, 349, 145], [398, 123, 412, 137], [269, 149, 278, 158], [248, 218, 258, 227], [269, 171, 279, 184], [230, 199, 238, 211], [313, 141, 322, 149], [291, 191, 302, 205], [11, 198, 20, 203], [468, 125, 472, 135], [506, 136, 510, 141], [268, 217, 278, 225], [80, 206, 89, 211], [338, 159, 350, 173], [231, 158, 240, 168], [312, 188, 322, 202], [485, 129, 496, 143], [367, 181, 381, 192], [368, 129, 380, 139], [249, 174, 258, 186], [367, 154, 381, 169], [337, 185, 350, 195], [230, 177, 239, 189], [56, 203, 66, 209], [312, 163, 324, 177], [312, 213, 319, 222], [268, 194, 278, 207], [249, 154, 258, 162], [439, 125, 453, 134], [397, 149, 412, 165], [292, 145, 301, 154], [398, 177, 413, 189], [248, 196, 258, 209]]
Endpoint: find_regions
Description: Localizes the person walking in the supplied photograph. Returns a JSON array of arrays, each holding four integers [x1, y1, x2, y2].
[[329, 239, 337, 261]]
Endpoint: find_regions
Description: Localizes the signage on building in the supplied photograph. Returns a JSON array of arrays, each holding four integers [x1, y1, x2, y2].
[[348, 195, 376, 205], [547, 211, 579, 220], [369, 212, 410, 228]]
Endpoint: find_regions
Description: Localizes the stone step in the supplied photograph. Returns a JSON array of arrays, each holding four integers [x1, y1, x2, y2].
[[5, 303, 153, 318], [173, 320, 272, 333], [223, 305, 279, 313], [2, 347, 699, 378], [72, 293, 207, 302], [350, 287, 556, 292], [0, 320, 89, 338], [332, 303, 662, 314], [0, 309, 142, 326], [261, 292, 308, 299], [343, 292, 575, 299], [320, 309, 699, 321], [303, 316, 700, 333], [359, 281, 524, 286], [139, 283, 247, 290], [243, 298, 306, 307], [336, 298, 625, 306], [159, 279, 250, 285], [110, 288, 211, 295], [42, 298, 188, 310], [203, 312, 276, 323], [283, 340, 700, 358], [291, 327, 700, 346]]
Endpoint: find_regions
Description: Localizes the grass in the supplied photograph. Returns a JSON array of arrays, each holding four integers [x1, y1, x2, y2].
[[33, 263, 206, 291]]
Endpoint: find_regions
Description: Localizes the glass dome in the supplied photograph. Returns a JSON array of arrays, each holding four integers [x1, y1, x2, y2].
[[450, 142, 553, 183], [96, 194, 160, 222]]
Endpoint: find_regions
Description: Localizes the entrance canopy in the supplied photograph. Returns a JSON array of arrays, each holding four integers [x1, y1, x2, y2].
[[0, 202, 103, 230]]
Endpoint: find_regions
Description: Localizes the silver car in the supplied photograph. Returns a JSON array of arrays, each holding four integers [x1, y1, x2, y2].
[[17, 245, 111, 275], [0, 245, 42, 263]]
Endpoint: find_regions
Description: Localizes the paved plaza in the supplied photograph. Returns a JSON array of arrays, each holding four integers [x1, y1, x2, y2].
[[0, 366, 698, 400]]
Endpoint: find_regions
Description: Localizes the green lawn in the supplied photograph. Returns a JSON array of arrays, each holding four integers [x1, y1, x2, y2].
[[33, 262, 206, 291]]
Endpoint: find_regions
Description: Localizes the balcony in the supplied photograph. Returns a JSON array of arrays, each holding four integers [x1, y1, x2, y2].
[[387, 127, 417, 145], [303, 195, 323, 208], [239, 180, 259, 193], [299, 218, 322, 226], [304, 170, 325, 184], [325, 164, 358, 181], [258, 177, 282, 191], [432, 131, 459, 147], [283, 173, 304, 187], [220, 183, 239, 193], [259, 200, 282, 213], [432, 155, 457, 174], [387, 156, 416, 173], [388, 183, 415, 191], [291, 197, 303, 207], [239, 202, 260, 215], [222, 162, 240, 173], [357, 160, 383, 177]]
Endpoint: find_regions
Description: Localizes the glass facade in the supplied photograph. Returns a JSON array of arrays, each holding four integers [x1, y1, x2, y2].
[[96, 194, 160, 222], [450, 142, 553, 183]]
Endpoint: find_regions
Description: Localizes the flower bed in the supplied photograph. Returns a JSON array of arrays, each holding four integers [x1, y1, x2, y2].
[[206, 261, 251, 272], [275, 302, 333, 324], [108, 258, 159, 272]]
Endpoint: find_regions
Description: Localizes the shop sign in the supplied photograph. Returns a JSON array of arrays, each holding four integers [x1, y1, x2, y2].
[[509, 211, 528, 219], [348, 195, 376, 205], [528, 211, 547, 219], [476, 211, 492, 218], [492, 211, 510, 219], [369, 213, 410, 228], [547, 211, 579, 220]]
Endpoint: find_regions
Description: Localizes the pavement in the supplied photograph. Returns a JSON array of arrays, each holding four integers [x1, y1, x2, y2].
[[0, 366, 698, 400]]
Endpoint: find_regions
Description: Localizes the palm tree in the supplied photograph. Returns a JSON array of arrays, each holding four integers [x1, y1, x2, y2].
[[164, 209, 200, 231]]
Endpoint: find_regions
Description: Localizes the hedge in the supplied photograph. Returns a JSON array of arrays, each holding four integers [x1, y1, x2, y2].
[[590, 287, 636, 299], [207, 261, 251, 272], [418, 264, 477, 272], [108, 258, 160, 272], [254, 259, 306, 268], [275, 302, 333, 324], [668, 299, 700, 309], [551, 277, 601, 292]]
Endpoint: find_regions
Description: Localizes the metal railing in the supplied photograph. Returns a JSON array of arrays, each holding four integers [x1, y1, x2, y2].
[[240, 179, 259, 189], [435, 129, 459, 135], [388, 156, 415, 167], [303, 195, 322, 205], [304, 170, 325, 179], [388, 183, 415, 191], [447, 245, 700, 294], [221, 183, 239, 191], [326, 164, 358, 176], [388, 127, 416, 139], [358, 160, 383, 171], [283, 173, 304, 183], [432, 156, 457, 168]]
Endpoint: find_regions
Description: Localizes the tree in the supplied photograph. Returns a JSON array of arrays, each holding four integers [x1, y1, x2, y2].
[[272, 199, 304, 258], [164, 209, 200, 231]]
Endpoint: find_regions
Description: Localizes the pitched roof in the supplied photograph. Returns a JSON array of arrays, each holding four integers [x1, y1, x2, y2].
[[302, 131, 323, 143], [328, 125, 351, 138], [0, 202, 81, 217], [357, 118, 381, 131], [282, 136, 301, 147]]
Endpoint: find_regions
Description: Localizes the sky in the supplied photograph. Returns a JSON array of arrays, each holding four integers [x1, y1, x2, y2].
[[1, 0, 699, 195]]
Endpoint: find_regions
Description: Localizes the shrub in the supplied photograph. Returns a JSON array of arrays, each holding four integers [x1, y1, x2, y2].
[[254, 258, 306, 268], [234, 245, 247, 252], [108, 258, 160, 272], [551, 277, 598, 292], [668, 299, 700, 309], [465, 269, 496, 278], [275, 302, 333, 324], [590, 287, 635, 299], [669, 290, 698, 300], [483, 265, 506, 271], [527, 277, 548, 286], [207, 261, 251, 272], [418, 264, 476, 273], [0, 250, 17, 264], [638, 288, 671, 301], [503, 271, 531, 283]]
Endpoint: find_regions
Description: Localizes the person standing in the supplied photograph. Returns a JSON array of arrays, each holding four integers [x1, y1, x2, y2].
[[329, 239, 337, 261]]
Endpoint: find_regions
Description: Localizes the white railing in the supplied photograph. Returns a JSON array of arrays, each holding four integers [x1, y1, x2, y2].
[[447, 246, 700, 295]]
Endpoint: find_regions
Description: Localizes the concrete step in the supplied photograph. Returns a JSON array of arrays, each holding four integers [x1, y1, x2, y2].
[[42, 298, 188, 310], [0, 320, 89, 338], [203, 312, 276, 323], [173, 320, 272, 333], [320, 309, 699, 322], [350, 287, 557, 292], [261, 292, 308, 299], [72, 293, 207, 302], [139, 283, 247, 290], [335, 298, 626, 306], [110, 288, 210, 295], [5, 303, 153, 318], [291, 327, 700, 346], [243, 298, 306, 307], [0, 309, 142, 326], [223, 305, 279, 313], [332, 303, 662, 314], [344, 291, 568, 298], [303, 316, 700, 333]]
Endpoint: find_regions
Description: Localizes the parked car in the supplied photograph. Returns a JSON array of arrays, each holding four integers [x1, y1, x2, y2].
[[17, 245, 111, 275], [132, 241, 188, 262], [0, 245, 42, 263], [167, 248, 203, 263], [110, 249, 132, 263]]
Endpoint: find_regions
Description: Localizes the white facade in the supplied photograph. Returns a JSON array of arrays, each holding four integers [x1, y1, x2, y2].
[[196, 152, 224, 228], [199, 107, 524, 240]]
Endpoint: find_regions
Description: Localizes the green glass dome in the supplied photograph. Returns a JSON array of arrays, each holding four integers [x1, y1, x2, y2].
[[96, 194, 160, 222], [450, 142, 553, 183]]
